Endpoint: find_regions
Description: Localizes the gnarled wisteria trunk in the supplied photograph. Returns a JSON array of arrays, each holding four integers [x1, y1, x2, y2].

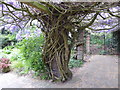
[[42, 28, 72, 82], [0, 1, 119, 83]]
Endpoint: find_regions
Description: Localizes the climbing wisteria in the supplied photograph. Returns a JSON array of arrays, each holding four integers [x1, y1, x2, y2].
[[0, 0, 120, 82]]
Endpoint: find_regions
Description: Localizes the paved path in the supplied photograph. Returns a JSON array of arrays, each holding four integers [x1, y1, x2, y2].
[[0, 55, 118, 88]]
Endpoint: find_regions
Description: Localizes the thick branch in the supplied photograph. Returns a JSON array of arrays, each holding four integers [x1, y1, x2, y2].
[[21, 2, 51, 14], [107, 9, 120, 18], [80, 12, 99, 29]]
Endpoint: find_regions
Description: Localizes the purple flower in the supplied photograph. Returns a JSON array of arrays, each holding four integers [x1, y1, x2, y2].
[[0, 4, 2, 11], [4, 24, 11, 29], [25, 34, 30, 39], [17, 13, 23, 18], [3, 4, 8, 11], [110, 7, 119, 12], [23, 30, 30, 39], [16, 31, 22, 40], [24, 29, 30, 34], [9, 25, 18, 33], [34, 29, 42, 36], [8, 2, 14, 5], [7, 0, 19, 8]]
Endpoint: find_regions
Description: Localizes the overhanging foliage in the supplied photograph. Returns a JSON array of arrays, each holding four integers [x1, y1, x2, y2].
[[0, 1, 120, 82]]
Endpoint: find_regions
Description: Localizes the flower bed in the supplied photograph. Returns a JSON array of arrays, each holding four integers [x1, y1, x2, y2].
[[0, 58, 11, 73]]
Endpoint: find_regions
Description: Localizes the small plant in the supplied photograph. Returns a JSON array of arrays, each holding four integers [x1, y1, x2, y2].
[[0, 58, 11, 73], [99, 50, 108, 55], [97, 45, 102, 49], [69, 58, 83, 68]]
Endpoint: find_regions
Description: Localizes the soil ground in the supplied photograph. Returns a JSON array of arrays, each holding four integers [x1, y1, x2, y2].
[[0, 55, 118, 88]]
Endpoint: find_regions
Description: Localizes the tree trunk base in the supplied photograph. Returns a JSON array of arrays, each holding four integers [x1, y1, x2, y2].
[[51, 69, 73, 82]]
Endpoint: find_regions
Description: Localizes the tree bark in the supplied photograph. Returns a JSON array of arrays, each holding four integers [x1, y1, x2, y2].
[[42, 29, 72, 82], [76, 30, 84, 60]]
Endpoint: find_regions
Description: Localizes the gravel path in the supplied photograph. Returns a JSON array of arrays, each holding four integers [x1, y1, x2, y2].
[[0, 55, 118, 88]]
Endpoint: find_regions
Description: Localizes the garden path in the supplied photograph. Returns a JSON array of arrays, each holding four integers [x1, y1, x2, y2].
[[0, 55, 118, 88]]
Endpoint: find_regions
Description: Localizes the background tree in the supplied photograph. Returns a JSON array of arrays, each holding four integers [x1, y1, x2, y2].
[[0, 1, 119, 82]]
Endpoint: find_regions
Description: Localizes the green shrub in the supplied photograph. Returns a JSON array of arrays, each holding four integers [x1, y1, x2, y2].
[[11, 60, 24, 69], [15, 34, 48, 79], [0, 34, 49, 79], [0, 34, 17, 49], [90, 35, 104, 45], [69, 58, 83, 68], [97, 45, 102, 49], [99, 50, 107, 55]]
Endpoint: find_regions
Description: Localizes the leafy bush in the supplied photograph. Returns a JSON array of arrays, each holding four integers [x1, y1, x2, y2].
[[11, 60, 23, 69], [99, 50, 107, 55], [14, 34, 49, 79], [69, 58, 83, 68], [69, 50, 84, 68], [90, 35, 104, 45], [0, 33, 49, 79], [97, 45, 102, 49], [18, 35, 46, 71], [0, 34, 17, 49]]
